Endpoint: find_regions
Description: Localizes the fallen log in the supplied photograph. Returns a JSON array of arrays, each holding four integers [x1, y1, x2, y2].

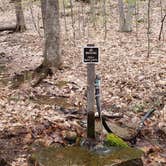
[[0, 25, 16, 32]]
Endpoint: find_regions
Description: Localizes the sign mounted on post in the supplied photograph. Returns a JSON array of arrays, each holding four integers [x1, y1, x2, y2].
[[82, 44, 100, 139], [83, 45, 99, 64]]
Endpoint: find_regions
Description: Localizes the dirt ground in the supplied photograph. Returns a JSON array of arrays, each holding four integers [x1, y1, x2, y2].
[[0, 0, 166, 165]]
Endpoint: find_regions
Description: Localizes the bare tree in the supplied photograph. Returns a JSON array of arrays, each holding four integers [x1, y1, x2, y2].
[[40, 0, 46, 34], [14, 0, 26, 32], [102, 0, 107, 40], [29, 0, 61, 86], [0, 0, 26, 32], [118, 0, 135, 32], [29, 2, 42, 37], [69, 0, 76, 45], [147, 0, 151, 57], [40, 0, 61, 71]]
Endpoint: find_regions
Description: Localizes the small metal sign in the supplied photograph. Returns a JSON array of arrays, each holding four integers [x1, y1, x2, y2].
[[83, 46, 99, 64]]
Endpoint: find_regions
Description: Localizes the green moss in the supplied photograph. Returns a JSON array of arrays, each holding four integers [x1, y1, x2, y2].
[[55, 80, 68, 88], [104, 133, 129, 148]]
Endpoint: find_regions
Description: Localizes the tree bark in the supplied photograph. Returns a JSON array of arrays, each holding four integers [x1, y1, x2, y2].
[[30, 0, 61, 86], [14, 0, 26, 32], [40, 0, 46, 35], [118, 0, 135, 32], [87, 64, 95, 139], [41, 0, 61, 70]]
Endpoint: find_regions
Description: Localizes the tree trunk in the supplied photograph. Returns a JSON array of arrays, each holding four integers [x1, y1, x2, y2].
[[41, 0, 61, 70], [30, 0, 61, 87], [14, 0, 26, 32], [126, 2, 135, 31], [40, 0, 46, 35], [118, 0, 135, 32]]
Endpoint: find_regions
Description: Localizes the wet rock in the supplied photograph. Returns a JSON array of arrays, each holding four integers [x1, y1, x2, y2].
[[105, 122, 135, 140], [115, 158, 143, 166], [62, 131, 77, 144], [28, 146, 143, 166]]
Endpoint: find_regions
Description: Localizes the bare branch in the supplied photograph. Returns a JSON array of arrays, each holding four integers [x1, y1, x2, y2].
[[159, 14, 166, 41]]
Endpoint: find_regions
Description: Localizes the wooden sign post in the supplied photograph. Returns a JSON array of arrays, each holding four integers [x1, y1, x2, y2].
[[83, 44, 99, 139]]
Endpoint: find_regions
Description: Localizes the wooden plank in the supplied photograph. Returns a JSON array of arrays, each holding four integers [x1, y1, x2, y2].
[[87, 64, 95, 139]]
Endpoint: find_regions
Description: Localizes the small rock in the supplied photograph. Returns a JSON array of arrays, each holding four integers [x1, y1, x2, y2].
[[115, 158, 143, 166], [63, 131, 77, 144]]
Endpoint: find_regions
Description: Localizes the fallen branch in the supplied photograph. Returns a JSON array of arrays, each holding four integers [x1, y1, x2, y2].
[[0, 25, 16, 32], [130, 109, 156, 144]]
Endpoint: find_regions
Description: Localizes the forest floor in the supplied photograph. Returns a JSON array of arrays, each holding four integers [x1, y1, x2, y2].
[[0, 0, 166, 166]]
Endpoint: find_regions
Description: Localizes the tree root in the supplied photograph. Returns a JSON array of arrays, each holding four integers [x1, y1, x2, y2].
[[10, 63, 53, 89], [15, 25, 26, 33], [30, 63, 53, 87]]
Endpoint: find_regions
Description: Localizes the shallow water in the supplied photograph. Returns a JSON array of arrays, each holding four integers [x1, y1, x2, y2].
[[30, 146, 143, 166]]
